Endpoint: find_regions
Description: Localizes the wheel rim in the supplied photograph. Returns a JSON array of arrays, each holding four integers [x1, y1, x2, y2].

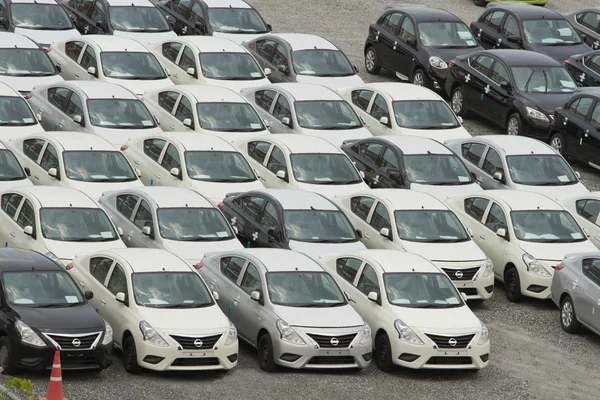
[[365, 50, 375, 71], [507, 118, 519, 135], [551, 136, 562, 152], [452, 91, 463, 113], [0, 346, 7, 367], [413, 72, 424, 86], [562, 301, 573, 327]]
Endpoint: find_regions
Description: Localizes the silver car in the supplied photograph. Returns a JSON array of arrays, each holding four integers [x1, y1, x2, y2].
[[199, 248, 372, 371], [564, 9, 600, 50], [551, 252, 600, 336]]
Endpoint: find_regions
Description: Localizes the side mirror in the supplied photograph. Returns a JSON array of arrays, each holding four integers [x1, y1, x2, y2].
[[281, 116, 291, 127], [379, 116, 389, 126], [407, 38, 417, 47], [55, 65, 62, 73], [584, 228, 590, 237], [141, 226, 153, 237], [460, 292, 468, 302], [492, 171, 503, 182], [153, 114, 160, 125], [87, 66, 96, 76], [359, 170, 365, 179], [233, 226, 238, 234], [84, 290, 93, 300], [97, 20, 108, 31], [212, 291, 219, 301], [500, 82, 511, 91], [496, 227, 507, 239], [344, 291, 356, 303], [467, 228, 474, 238], [117, 227, 123, 236], [276, 169, 286, 180], [277, 64, 288, 73], [135, 168, 141, 177], [267, 227, 277, 239], [506, 36, 520, 43], [379, 227, 391, 240], [182, 118, 193, 128], [263, 119, 271, 129], [36, 113, 42, 122], [170, 167, 181, 178], [267, 23, 272, 31], [457, 116, 463, 124], [73, 114, 83, 125], [186, 67, 195, 76], [356, 229, 363, 239], [367, 291, 378, 302], [575, 171, 581, 180], [253, 169, 260, 179], [23, 225, 34, 236], [264, 67, 271, 76], [250, 290, 261, 302], [48, 167, 58, 178], [23, 167, 30, 177], [115, 292, 126, 304]]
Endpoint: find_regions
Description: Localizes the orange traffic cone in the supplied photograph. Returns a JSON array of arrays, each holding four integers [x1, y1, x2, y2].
[[39, 351, 67, 400]]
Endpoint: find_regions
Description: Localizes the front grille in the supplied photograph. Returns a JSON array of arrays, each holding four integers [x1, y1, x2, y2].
[[441, 266, 481, 281], [426, 356, 472, 365], [45, 333, 101, 350], [424, 333, 475, 349], [306, 333, 357, 348], [308, 356, 355, 365], [169, 334, 222, 350], [171, 357, 220, 367]]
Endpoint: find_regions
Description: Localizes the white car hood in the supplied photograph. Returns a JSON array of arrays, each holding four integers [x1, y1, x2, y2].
[[113, 30, 177, 46], [273, 304, 363, 328], [92, 126, 163, 148], [519, 240, 598, 262], [0, 179, 33, 190], [1, 74, 63, 93], [301, 127, 371, 148], [45, 238, 126, 261], [296, 181, 369, 200], [105, 77, 173, 98], [205, 77, 271, 93], [0, 124, 45, 141], [400, 240, 486, 263], [397, 126, 471, 142], [392, 305, 480, 331], [513, 182, 589, 201], [202, 128, 270, 145], [190, 179, 264, 205], [213, 32, 265, 45], [163, 239, 243, 263], [410, 182, 483, 201], [137, 304, 230, 331], [288, 240, 366, 260], [295, 74, 364, 90], [14, 28, 81, 46], [68, 179, 144, 201]]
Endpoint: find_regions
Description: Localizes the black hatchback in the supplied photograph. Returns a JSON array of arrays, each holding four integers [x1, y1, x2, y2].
[[364, 4, 482, 92], [564, 50, 600, 87], [0, 249, 113, 373]]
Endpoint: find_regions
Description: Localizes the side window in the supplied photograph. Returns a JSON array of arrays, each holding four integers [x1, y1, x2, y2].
[[188, 2, 205, 25], [220, 256, 246, 283], [588, 55, 600, 75], [22, 139, 45, 162], [1, 194, 22, 219], [158, 91, 179, 114], [490, 62, 509, 86], [246, 196, 265, 222], [64, 92, 83, 119], [39, 144, 59, 172], [116, 194, 139, 219], [90, 257, 113, 284], [65, 41, 85, 62], [577, 199, 600, 226], [379, 148, 399, 170], [369, 94, 390, 121], [398, 16, 416, 43], [174, 96, 193, 123], [471, 55, 494, 77], [502, 14, 520, 38], [272, 95, 291, 121], [351, 90, 373, 111], [483, 10, 506, 29], [177, 46, 196, 71], [80, 46, 97, 70], [257, 40, 276, 60], [162, 42, 182, 63], [581, 12, 600, 31], [370, 202, 391, 232], [160, 144, 181, 172], [481, 148, 503, 177], [266, 146, 286, 174], [174, 0, 191, 16], [461, 143, 486, 166], [567, 98, 580, 113], [47, 87, 70, 111], [582, 259, 600, 287], [271, 44, 287, 69], [247, 141, 271, 164], [464, 197, 490, 221], [484, 203, 507, 233], [255, 90, 276, 112], [259, 202, 278, 228], [574, 97, 593, 119], [591, 103, 600, 129], [16, 199, 35, 230], [383, 13, 402, 33], [89, 1, 105, 22], [335, 257, 362, 284], [350, 196, 375, 221], [133, 200, 153, 230], [106, 264, 128, 296], [239, 263, 262, 295], [363, 142, 383, 165], [357, 264, 379, 296], [76, 0, 93, 16], [143, 139, 166, 162]]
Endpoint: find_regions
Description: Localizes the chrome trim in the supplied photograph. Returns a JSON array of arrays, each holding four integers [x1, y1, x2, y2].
[[42, 332, 103, 351], [168, 332, 225, 348], [422, 332, 477, 349]]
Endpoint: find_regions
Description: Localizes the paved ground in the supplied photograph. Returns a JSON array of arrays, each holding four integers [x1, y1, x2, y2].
[[9, 1, 600, 399]]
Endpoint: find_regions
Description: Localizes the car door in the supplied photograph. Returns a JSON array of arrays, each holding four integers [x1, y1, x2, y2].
[[349, 89, 375, 130], [74, 44, 98, 81], [252, 90, 279, 131], [210, 256, 246, 323], [0, 193, 23, 248], [577, 258, 600, 327], [173, 94, 195, 130], [365, 201, 393, 249], [61, 91, 85, 131], [353, 262, 382, 329], [103, 262, 134, 346], [270, 93, 294, 133], [373, 12, 402, 71], [460, 142, 487, 184], [246, 140, 273, 185], [129, 200, 159, 248], [332, 256, 363, 301], [485, 59, 513, 125], [365, 93, 392, 136], [373, 146, 403, 188], [254, 201, 284, 248], [13, 198, 37, 251], [479, 147, 506, 189], [498, 14, 523, 49], [392, 15, 417, 80], [235, 195, 266, 246], [580, 100, 600, 166], [269, 42, 291, 83], [186, 1, 208, 35], [173, 45, 198, 84], [563, 97, 595, 163], [236, 262, 265, 345], [480, 202, 510, 276], [353, 141, 383, 186], [252, 39, 277, 75], [475, 10, 506, 50], [152, 91, 181, 132], [37, 142, 62, 186], [577, 12, 600, 49], [79, 256, 115, 311], [40, 87, 70, 131], [159, 41, 184, 77], [461, 196, 491, 249], [87, 0, 109, 33], [575, 199, 600, 248], [262, 145, 289, 188], [464, 55, 496, 119], [137, 138, 167, 186], [156, 143, 183, 185], [69, 0, 100, 34], [57, 41, 86, 80], [111, 193, 140, 245]]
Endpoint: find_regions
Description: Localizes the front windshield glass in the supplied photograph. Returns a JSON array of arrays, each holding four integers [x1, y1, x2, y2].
[[393, 100, 460, 129], [507, 155, 577, 185], [511, 67, 576, 93], [88, 99, 156, 129], [267, 272, 346, 307], [41, 208, 118, 242], [200, 53, 264, 80], [291, 50, 354, 77], [418, 22, 478, 48], [109, 6, 171, 32], [0, 49, 55, 76], [133, 272, 213, 308], [0, 97, 36, 126], [294, 100, 362, 130], [384, 272, 463, 308], [63, 151, 137, 182], [11, 4, 73, 30], [284, 210, 357, 242], [101, 52, 166, 80], [196, 102, 264, 132], [511, 210, 586, 243], [207, 8, 268, 33], [3, 271, 83, 307], [403, 155, 473, 185], [395, 210, 470, 243], [185, 151, 256, 182], [0, 150, 26, 181], [290, 153, 362, 184], [523, 19, 581, 45], [157, 208, 234, 241]]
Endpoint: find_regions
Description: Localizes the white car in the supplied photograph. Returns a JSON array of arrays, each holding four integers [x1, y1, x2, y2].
[[0, 186, 125, 264], [560, 192, 600, 250], [446, 190, 598, 302], [147, 36, 270, 92], [241, 83, 372, 147], [0, 141, 33, 190], [237, 134, 369, 199], [335, 189, 494, 300], [0, 81, 44, 139], [68, 248, 238, 372], [143, 85, 270, 143], [338, 83, 471, 141], [98, 186, 243, 262], [48, 35, 173, 97], [121, 132, 264, 204], [0, 32, 63, 94], [318, 250, 490, 370], [7, 131, 143, 200]]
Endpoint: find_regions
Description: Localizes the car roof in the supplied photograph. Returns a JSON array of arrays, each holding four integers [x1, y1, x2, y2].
[[15, 186, 97, 208], [0, 81, 21, 97], [105, 0, 154, 6], [0, 33, 38, 49], [173, 85, 247, 103], [181, 36, 246, 53], [52, 81, 138, 99], [81, 35, 149, 52], [384, 4, 461, 22], [484, 49, 560, 67], [357, 189, 448, 210], [573, 87, 600, 97], [485, 2, 562, 19], [123, 187, 214, 208], [270, 33, 337, 51], [11, 0, 58, 4], [268, 83, 341, 101], [156, 132, 236, 151], [473, 135, 555, 155], [356, 82, 442, 101], [0, 249, 61, 272], [338, 250, 440, 273], [258, 189, 337, 210], [263, 134, 340, 154], [23, 131, 117, 151], [202, 0, 251, 8], [232, 249, 321, 272], [483, 190, 562, 211], [376, 136, 452, 155], [104, 249, 191, 272]]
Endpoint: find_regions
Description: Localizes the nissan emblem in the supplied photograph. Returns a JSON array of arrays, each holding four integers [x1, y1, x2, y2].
[[194, 339, 203, 348], [448, 338, 457, 347], [330, 337, 339, 346], [72, 338, 81, 347], [455, 270, 464, 279]]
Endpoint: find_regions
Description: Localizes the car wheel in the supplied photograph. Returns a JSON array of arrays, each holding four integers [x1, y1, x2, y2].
[[504, 267, 523, 302], [0, 337, 17, 375], [550, 132, 564, 154], [451, 86, 468, 117], [506, 113, 521, 136], [257, 334, 277, 372], [411, 68, 428, 87], [364, 47, 381, 75], [473, 0, 487, 6], [123, 336, 141, 374], [560, 295, 581, 333], [375, 333, 395, 372]]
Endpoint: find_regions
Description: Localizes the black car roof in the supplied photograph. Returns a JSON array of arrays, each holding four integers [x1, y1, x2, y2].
[[384, 5, 462, 23], [483, 49, 561, 67], [486, 3, 562, 20], [0, 249, 60, 273], [573, 87, 600, 97]]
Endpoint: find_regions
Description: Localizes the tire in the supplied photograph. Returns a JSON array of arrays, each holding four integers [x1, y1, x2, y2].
[[123, 336, 141, 374], [560, 295, 582, 333], [411, 68, 429, 87], [550, 132, 564, 155], [506, 113, 522, 136], [375, 333, 395, 372], [257, 334, 277, 372], [0, 337, 17, 375], [473, 0, 487, 6], [451, 86, 468, 117], [504, 267, 523, 302], [364, 47, 381, 75]]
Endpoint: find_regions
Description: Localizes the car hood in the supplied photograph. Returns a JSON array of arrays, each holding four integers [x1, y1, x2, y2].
[[409, 182, 483, 201], [296, 181, 369, 200], [1, 74, 63, 93], [113, 30, 177, 46], [391, 304, 480, 331], [300, 127, 372, 148], [136, 304, 230, 331], [397, 126, 471, 142], [519, 240, 598, 262], [400, 240, 486, 263], [513, 182, 589, 201], [189, 179, 264, 205], [201, 128, 270, 145], [162, 238, 243, 263], [0, 124, 45, 141], [295, 74, 364, 90], [14, 27, 81, 46], [68, 179, 144, 201], [273, 304, 363, 328], [105, 77, 173, 98], [520, 91, 575, 115], [204, 77, 271, 93], [0, 178, 33, 190], [213, 32, 265, 45], [13, 304, 104, 331], [45, 238, 126, 261], [428, 46, 483, 63], [288, 240, 366, 260], [529, 43, 591, 62], [92, 126, 163, 148]]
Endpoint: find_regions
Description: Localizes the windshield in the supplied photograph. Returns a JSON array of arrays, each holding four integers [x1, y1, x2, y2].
[[133, 272, 213, 308], [88, 99, 156, 129], [290, 153, 362, 184], [0, 49, 55, 76], [11, 4, 73, 30], [41, 208, 118, 242], [512, 67, 576, 93], [523, 19, 582, 45], [418, 22, 478, 48], [507, 155, 577, 185], [63, 151, 137, 182], [196, 102, 264, 132], [512, 210, 586, 243], [207, 8, 268, 33], [393, 100, 459, 129], [267, 272, 346, 307], [404, 155, 473, 185], [157, 208, 234, 241], [384, 272, 463, 308], [185, 151, 255, 182], [295, 100, 362, 130], [0, 150, 26, 181], [109, 6, 171, 32], [284, 210, 357, 243], [200, 52, 264, 80], [101, 52, 166, 80], [291, 49, 354, 77], [3, 271, 83, 307], [395, 210, 470, 243], [0, 97, 36, 126]]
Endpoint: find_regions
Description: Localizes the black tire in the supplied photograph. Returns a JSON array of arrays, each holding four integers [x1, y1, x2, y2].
[[257, 334, 277, 372], [550, 132, 564, 155], [0, 337, 17, 375], [473, 0, 487, 6], [411, 68, 429, 87], [364, 46, 381, 75], [560, 295, 582, 333], [375, 333, 395, 372], [504, 267, 523, 302], [451, 86, 468, 117], [123, 336, 141, 374], [506, 112, 522, 136]]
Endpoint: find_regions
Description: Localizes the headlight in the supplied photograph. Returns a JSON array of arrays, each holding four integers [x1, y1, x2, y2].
[[429, 56, 448, 69], [224, 320, 237, 346], [477, 320, 489, 345], [276, 319, 305, 345], [139, 320, 168, 347], [15, 320, 45, 347], [481, 259, 493, 278], [102, 320, 113, 345], [522, 253, 551, 277], [359, 324, 371, 345], [525, 107, 550, 122], [394, 319, 424, 345]]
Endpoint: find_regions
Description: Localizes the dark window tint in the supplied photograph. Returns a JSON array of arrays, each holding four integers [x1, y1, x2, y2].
[[484, 203, 507, 233], [357, 264, 379, 296], [483, 10, 505, 29], [177, 46, 196, 71], [65, 41, 85, 62], [272, 44, 287, 69], [175, 0, 191, 15], [255, 90, 276, 112], [240, 263, 261, 295], [336, 257, 362, 284], [80, 46, 97, 70], [245, 196, 265, 222], [574, 97, 593, 118], [398, 15, 416, 43], [1, 193, 22, 219], [266, 146, 286, 174], [220, 256, 246, 283], [257, 40, 276, 60], [158, 91, 179, 114], [370, 202, 391, 232], [351, 90, 373, 111], [162, 42, 182, 63], [471, 55, 494, 77], [16, 199, 35, 230], [247, 141, 271, 164], [22, 139, 45, 162], [482, 148, 503, 176], [369, 94, 389, 121], [581, 12, 600, 31], [464, 197, 490, 221], [379, 147, 399, 170], [350, 196, 374, 221], [582, 258, 600, 287], [591, 103, 600, 128], [272, 95, 291, 121], [461, 143, 486, 166], [160, 144, 181, 171], [490, 62, 509, 86], [259, 202, 278, 228], [144, 138, 166, 162], [363, 142, 383, 164], [116, 194, 138, 219], [133, 200, 153, 230], [502, 15, 520, 38], [106, 264, 127, 296], [65, 93, 84, 120], [577, 199, 600, 226], [48, 87, 70, 111], [174, 96, 193, 124], [39, 144, 59, 172], [90, 257, 113, 284], [382, 13, 402, 33]]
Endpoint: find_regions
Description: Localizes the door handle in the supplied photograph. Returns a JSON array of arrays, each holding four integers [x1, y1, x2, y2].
[[101, 299, 107, 304], [364, 233, 370, 239], [74, 73, 80, 78], [259, 176, 266, 181], [79, 281, 85, 287], [210, 279, 216, 287], [169, 125, 175, 130], [33, 174, 39, 180], [479, 235, 486, 240], [594, 236, 600, 242]]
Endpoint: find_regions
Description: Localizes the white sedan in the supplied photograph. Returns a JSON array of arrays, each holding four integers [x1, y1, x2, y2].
[[561, 192, 600, 250], [0, 81, 44, 140], [0, 141, 32, 191]]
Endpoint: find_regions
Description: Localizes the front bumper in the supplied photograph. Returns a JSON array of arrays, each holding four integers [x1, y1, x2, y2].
[[521, 114, 553, 139], [519, 261, 556, 299], [435, 262, 494, 300], [426, 66, 450, 93], [487, 0, 546, 3]]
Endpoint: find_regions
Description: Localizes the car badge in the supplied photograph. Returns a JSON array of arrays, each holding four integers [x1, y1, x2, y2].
[[330, 337, 339, 346], [72, 338, 81, 347], [448, 338, 457, 347], [194, 339, 203, 348], [455, 270, 464, 279]]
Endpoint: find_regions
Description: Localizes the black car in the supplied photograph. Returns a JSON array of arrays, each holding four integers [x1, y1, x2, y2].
[[470, 3, 590, 62], [157, 0, 270, 37], [0, 249, 112, 373], [550, 88, 600, 169], [564, 50, 600, 87], [564, 8, 600, 51], [446, 49, 578, 138], [364, 4, 482, 92]]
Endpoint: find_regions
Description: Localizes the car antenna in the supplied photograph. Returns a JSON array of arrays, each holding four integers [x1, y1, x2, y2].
[[295, 266, 298, 271], [185, 203, 188, 207], [70, 203, 72, 207], [310, 206, 315, 210], [427, 150, 432, 154]]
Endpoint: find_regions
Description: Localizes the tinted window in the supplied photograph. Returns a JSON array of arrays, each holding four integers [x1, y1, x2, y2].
[[272, 44, 287, 69], [64, 92, 83, 120], [398, 16, 416, 43], [583, 259, 600, 287], [380, 148, 399, 170], [577, 199, 600, 226], [369, 94, 389, 121], [363, 142, 383, 164], [177, 46, 196, 71], [90, 257, 113, 284], [175, 0, 190, 15], [22, 138, 45, 162], [581, 12, 600, 31], [351, 90, 373, 111], [240, 263, 261, 295], [370, 202, 391, 232], [16, 199, 35, 230], [143, 138, 166, 162], [133, 200, 153, 230], [257, 40, 276, 60], [357, 264, 379, 296], [220, 256, 245, 283], [462, 143, 486, 166], [272, 95, 291, 121], [1, 193, 22, 219], [247, 141, 271, 164], [255, 90, 276, 112], [48, 87, 69, 111], [106, 264, 127, 296], [259, 202, 278, 228], [574, 97, 593, 118], [65, 41, 84, 62], [245, 196, 265, 222], [266, 146, 286, 174], [464, 197, 490, 221], [160, 144, 180, 171], [502, 14, 520, 37], [39, 144, 59, 172], [484, 10, 505, 29], [116, 194, 138, 219], [591, 103, 600, 128], [471, 55, 494, 77], [162, 42, 182, 63], [174, 96, 193, 124], [491, 62, 509, 85], [158, 91, 179, 114], [482, 148, 503, 177], [80, 45, 97, 70], [89, 2, 105, 22], [382, 13, 401, 33], [485, 203, 507, 233], [350, 196, 374, 221], [336, 257, 362, 284]]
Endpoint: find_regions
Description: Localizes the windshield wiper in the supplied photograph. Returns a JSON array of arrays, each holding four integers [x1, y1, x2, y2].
[[423, 238, 468, 243], [37, 302, 82, 308], [160, 304, 207, 308]]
